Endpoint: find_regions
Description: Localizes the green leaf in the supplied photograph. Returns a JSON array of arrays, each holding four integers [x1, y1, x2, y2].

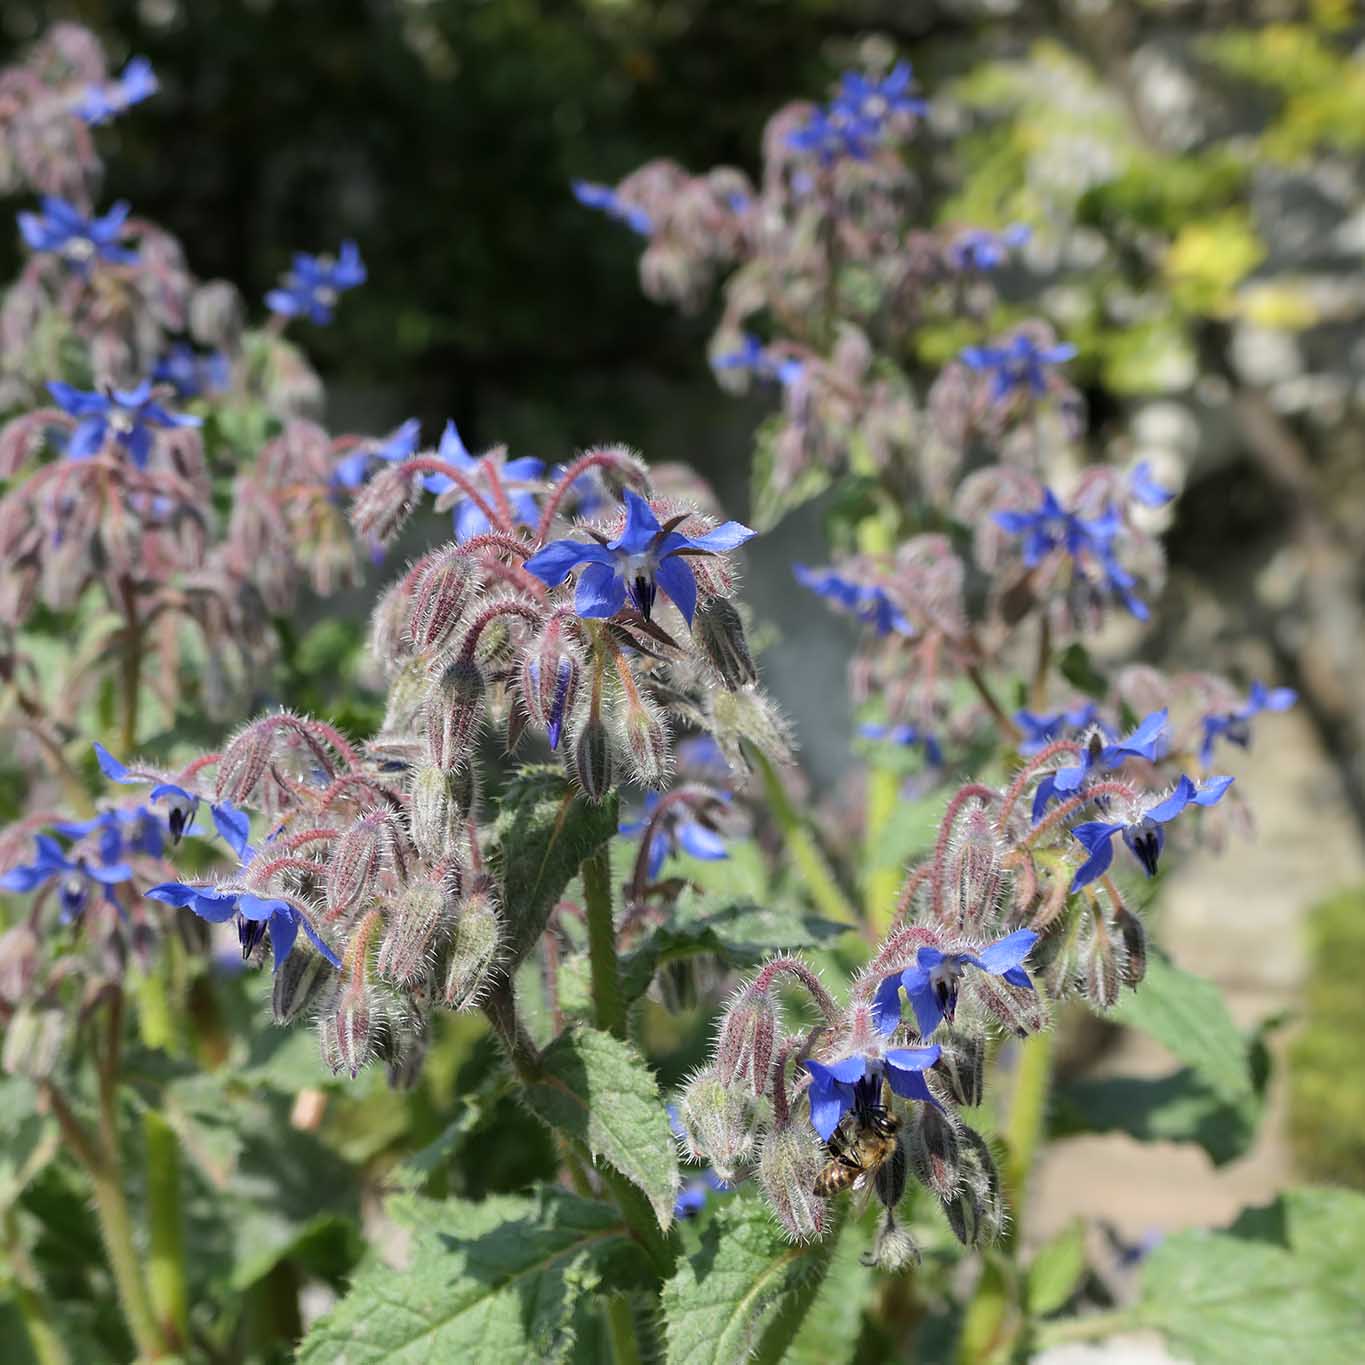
[[522, 1025, 679, 1230], [486, 765, 619, 969], [1105, 950, 1253, 1104], [1057, 643, 1108, 701], [1134, 1187, 1365, 1364], [296, 1190, 653, 1364], [662, 1200, 841, 1365], [1027, 1219, 1086, 1318], [0, 1078, 57, 1216], [620, 892, 847, 1004], [783, 1215, 873, 1365]]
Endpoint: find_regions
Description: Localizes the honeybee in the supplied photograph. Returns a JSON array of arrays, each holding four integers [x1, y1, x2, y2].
[[813, 1086, 902, 1198]]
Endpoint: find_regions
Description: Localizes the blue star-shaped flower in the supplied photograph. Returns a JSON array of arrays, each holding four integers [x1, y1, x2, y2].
[[858, 722, 943, 767], [0, 833, 134, 922], [947, 224, 1030, 272], [872, 929, 1039, 1040], [570, 180, 652, 236], [961, 335, 1076, 403], [54, 806, 168, 863], [18, 197, 136, 271], [620, 791, 730, 880], [713, 334, 805, 388], [423, 422, 545, 542], [1031, 709, 1168, 820], [1069, 774, 1234, 891], [145, 882, 340, 971], [331, 417, 422, 492], [94, 742, 249, 855], [830, 63, 928, 129], [265, 240, 366, 325], [73, 56, 158, 125], [1198, 682, 1296, 768], [152, 343, 231, 400], [1128, 460, 1175, 508], [802, 1047, 941, 1142], [792, 565, 911, 637], [1013, 703, 1102, 757], [47, 380, 201, 468], [524, 489, 755, 624]]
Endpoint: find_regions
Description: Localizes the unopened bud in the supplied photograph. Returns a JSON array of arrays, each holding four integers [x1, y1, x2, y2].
[[868, 1211, 920, 1271], [945, 805, 1006, 936], [521, 622, 582, 751], [440, 888, 501, 1011], [908, 1103, 960, 1199], [189, 279, 245, 349], [713, 986, 777, 1097], [409, 764, 474, 862], [614, 695, 671, 790], [378, 878, 454, 986], [570, 712, 614, 804], [944, 1126, 1005, 1248], [1113, 903, 1147, 987], [974, 973, 1050, 1038], [351, 465, 419, 546], [0, 924, 39, 1004], [706, 688, 795, 770], [424, 656, 485, 771], [3, 1006, 65, 1079], [216, 722, 272, 804], [875, 1136, 909, 1211], [272, 945, 334, 1024], [327, 812, 391, 913], [673, 1068, 762, 1181], [933, 1032, 985, 1108], [693, 597, 758, 690], [758, 1125, 826, 1243], [407, 552, 476, 654], [1081, 919, 1120, 1009], [319, 981, 379, 1079]]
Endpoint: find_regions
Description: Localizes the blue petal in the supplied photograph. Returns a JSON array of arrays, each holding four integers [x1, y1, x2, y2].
[[614, 490, 662, 554], [94, 742, 135, 783], [1144, 777, 1196, 824], [646, 833, 667, 881], [974, 928, 1038, 975], [299, 915, 342, 968], [266, 908, 298, 971], [67, 419, 108, 460], [212, 802, 251, 857], [871, 973, 904, 1036], [1069, 823, 1118, 891], [523, 537, 614, 588], [454, 499, 491, 544], [1190, 775, 1234, 806], [574, 561, 625, 618], [900, 962, 943, 1039], [686, 520, 756, 554], [809, 1054, 867, 1084], [656, 553, 698, 625], [883, 1066, 944, 1110], [676, 821, 727, 861]]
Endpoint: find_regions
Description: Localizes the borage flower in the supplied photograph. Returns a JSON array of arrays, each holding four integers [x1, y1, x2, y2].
[[793, 565, 910, 636], [54, 806, 168, 862], [0, 834, 134, 922], [1069, 774, 1234, 891], [266, 240, 366, 325], [73, 56, 158, 125], [524, 489, 754, 624], [1032, 709, 1167, 819], [859, 722, 942, 767], [620, 790, 729, 880], [331, 418, 422, 492], [424, 422, 544, 542], [1198, 682, 1296, 768], [571, 180, 652, 236], [961, 334, 1076, 403], [714, 334, 804, 388], [803, 1047, 941, 1142], [18, 197, 136, 270], [146, 882, 340, 971], [830, 63, 928, 130], [152, 343, 231, 400], [947, 224, 1030, 273], [48, 380, 201, 467], [1013, 702, 1100, 757], [872, 930, 1039, 1040]]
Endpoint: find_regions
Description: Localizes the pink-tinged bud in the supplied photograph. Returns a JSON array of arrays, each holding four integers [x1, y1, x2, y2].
[[319, 980, 379, 1079], [369, 580, 414, 672], [758, 1125, 827, 1243], [908, 1104, 961, 1199], [440, 888, 501, 1011], [673, 1069, 762, 1182], [974, 973, 1050, 1038], [944, 1126, 1005, 1248], [2, 1006, 65, 1079], [693, 597, 758, 691], [614, 694, 672, 790], [570, 712, 614, 804], [933, 1032, 985, 1109], [216, 720, 274, 804], [424, 656, 485, 772], [350, 465, 419, 547], [272, 945, 334, 1025], [520, 623, 582, 751], [327, 812, 392, 912], [0, 924, 39, 1004], [407, 552, 477, 654], [944, 804, 1007, 936], [1113, 903, 1147, 987], [408, 763, 475, 862], [378, 878, 455, 986], [713, 986, 777, 1097]]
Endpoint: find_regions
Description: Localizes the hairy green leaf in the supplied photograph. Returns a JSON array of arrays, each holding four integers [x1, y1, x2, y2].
[[1027, 1219, 1086, 1318]]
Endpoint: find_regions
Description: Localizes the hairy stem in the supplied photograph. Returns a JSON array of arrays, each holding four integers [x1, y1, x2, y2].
[[604, 1296, 642, 1365], [144, 1110, 189, 1351], [1003, 1028, 1055, 1245], [582, 846, 626, 1039], [117, 575, 142, 754]]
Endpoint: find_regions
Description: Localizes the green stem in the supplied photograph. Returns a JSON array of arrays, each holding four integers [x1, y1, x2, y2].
[[582, 847, 626, 1039], [5, 1211, 70, 1365], [865, 765, 901, 934], [750, 747, 860, 926], [1003, 1029, 1056, 1245], [604, 1296, 642, 1365], [144, 1110, 189, 1351], [118, 576, 142, 755]]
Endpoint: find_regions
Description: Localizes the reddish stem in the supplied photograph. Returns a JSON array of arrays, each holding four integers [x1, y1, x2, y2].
[[751, 956, 840, 1024], [1023, 779, 1138, 848], [396, 457, 506, 533], [534, 448, 642, 542], [996, 740, 1085, 833]]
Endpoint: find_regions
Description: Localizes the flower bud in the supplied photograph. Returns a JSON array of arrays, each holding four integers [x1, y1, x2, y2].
[[440, 888, 501, 1011], [908, 1103, 960, 1199], [713, 986, 777, 1097], [570, 711, 614, 804], [693, 597, 757, 690], [189, 279, 245, 349], [673, 1068, 762, 1182], [272, 946, 334, 1025], [869, 1211, 920, 1272], [407, 552, 476, 654], [1080, 918, 1120, 1009], [933, 1031, 985, 1109], [351, 466, 419, 547], [319, 980, 380, 1079], [758, 1125, 827, 1243], [378, 878, 454, 986], [875, 1136, 909, 1211], [520, 622, 582, 751], [943, 1126, 1005, 1248], [1113, 903, 1147, 987], [974, 973, 1050, 1038], [944, 804, 1007, 936], [327, 812, 391, 913], [0, 923, 39, 1004], [706, 687, 795, 770], [424, 656, 485, 772], [408, 764, 474, 862], [216, 721, 273, 805], [614, 694, 671, 790], [3, 1007, 66, 1079]]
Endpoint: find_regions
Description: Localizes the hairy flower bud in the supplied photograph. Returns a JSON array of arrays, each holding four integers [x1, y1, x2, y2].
[[673, 1068, 762, 1181], [933, 1032, 985, 1109], [869, 1212, 920, 1271], [1080, 917, 1121, 1009], [408, 764, 474, 862], [974, 972, 1050, 1038], [520, 621, 582, 751], [706, 687, 795, 770], [378, 878, 454, 986], [2, 1006, 65, 1080], [1113, 903, 1147, 987], [424, 656, 485, 772], [0, 924, 39, 1004], [319, 980, 379, 1079], [407, 552, 476, 655], [908, 1103, 960, 1199], [713, 986, 777, 1097], [758, 1125, 827, 1243], [943, 1126, 1005, 1248], [944, 803, 1007, 936], [440, 888, 501, 1011], [216, 721, 273, 805], [693, 596, 758, 690], [570, 711, 614, 804], [351, 465, 419, 547], [614, 694, 671, 789], [272, 946, 335, 1025], [327, 812, 391, 913]]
